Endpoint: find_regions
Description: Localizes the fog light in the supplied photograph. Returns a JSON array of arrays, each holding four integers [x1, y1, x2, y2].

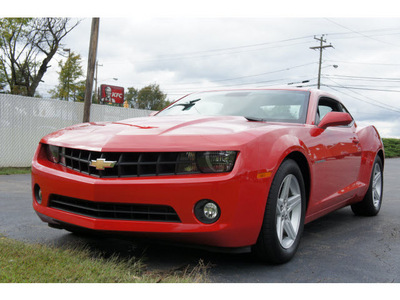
[[204, 202, 218, 219], [34, 184, 42, 205], [194, 199, 220, 224]]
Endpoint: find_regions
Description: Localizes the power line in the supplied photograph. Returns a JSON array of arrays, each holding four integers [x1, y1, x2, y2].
[[322, 82, 400, 90], [134, 40, 314, 64], [160, 76, 319, 94], [174, 62, 317, 86], [326, 26, 400, 38], [324, 59, 400, 66], [322, 84, 400, 93], [99, 39, 313, 66], [329, 31, 400, 41], [325, 85, 400, 114], [322, 74, 400, 82], [324, 18, 400, 47], [99, 37, 314, 66], [142, 26, 400, 61], [322, 78, 400, 113], [161, 78, 300, 93], [154, 35, 314, 58], [115, 62, 318, 89]]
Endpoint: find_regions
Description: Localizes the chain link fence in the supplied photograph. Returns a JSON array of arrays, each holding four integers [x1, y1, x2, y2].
[[0, 94, 152, 167]]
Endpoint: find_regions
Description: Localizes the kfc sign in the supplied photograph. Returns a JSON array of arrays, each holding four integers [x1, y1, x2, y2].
[[100, 85, 124, 105]]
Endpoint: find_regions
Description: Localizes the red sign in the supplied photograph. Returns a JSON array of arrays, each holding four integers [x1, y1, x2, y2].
[[100, 85, 124, 104]]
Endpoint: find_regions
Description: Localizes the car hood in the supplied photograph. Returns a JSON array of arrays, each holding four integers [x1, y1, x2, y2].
[[42, 115, 292, 152]]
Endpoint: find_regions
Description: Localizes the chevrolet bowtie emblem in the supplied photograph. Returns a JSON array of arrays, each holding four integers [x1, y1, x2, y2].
[[89, 158, 117, 170]]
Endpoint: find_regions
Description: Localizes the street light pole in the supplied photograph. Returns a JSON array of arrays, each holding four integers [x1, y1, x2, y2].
[[94, 61, 103, 104]]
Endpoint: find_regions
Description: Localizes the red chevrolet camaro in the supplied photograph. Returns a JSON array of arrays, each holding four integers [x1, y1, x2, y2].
[[32, 88, 384, 263]]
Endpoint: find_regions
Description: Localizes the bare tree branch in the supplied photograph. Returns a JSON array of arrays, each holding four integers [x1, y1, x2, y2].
[[0, 17, 80, 96]]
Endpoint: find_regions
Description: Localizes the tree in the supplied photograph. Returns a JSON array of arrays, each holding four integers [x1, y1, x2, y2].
[[125, 87, 139, 108], [49, 52, 84, 101], [73, 81, 86, 102], [136, 83, 170, 111], [0, 18, 79, 96], [0, 70, 6, 92]]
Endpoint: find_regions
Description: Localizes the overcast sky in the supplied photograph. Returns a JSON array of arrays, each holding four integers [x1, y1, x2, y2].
[[6, 1, 400, 137]]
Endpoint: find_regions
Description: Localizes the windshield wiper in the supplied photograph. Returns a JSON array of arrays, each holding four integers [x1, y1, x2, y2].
[[245, 116, 267, 122], [170, 98, 201, 111]]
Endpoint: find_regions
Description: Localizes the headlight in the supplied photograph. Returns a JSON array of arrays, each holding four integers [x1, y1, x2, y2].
[[176, 152, 197, 173], [176, 151, 237, 174], [46, 144, 60, 163], [196, 151, 237, 173]]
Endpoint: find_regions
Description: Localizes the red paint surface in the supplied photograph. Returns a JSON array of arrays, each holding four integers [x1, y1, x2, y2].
[[31, 89, 384, 248]]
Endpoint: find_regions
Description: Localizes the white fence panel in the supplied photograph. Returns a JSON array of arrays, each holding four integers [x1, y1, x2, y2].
[[0, 94, 152, 167]]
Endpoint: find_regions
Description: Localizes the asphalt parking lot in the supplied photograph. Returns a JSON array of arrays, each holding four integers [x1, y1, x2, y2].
[[1, 158, 400, 283]]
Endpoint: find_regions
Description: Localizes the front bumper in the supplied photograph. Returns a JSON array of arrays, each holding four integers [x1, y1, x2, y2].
[[31, 146, 270, 248]]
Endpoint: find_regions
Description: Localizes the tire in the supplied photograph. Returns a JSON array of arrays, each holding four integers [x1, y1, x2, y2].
[[351, 155, 383, 216], [253, 159, 306, 264]]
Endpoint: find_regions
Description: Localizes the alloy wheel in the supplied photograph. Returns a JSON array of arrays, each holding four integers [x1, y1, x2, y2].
[[276, 174, 302, 249], [372, 163, 382, 208]]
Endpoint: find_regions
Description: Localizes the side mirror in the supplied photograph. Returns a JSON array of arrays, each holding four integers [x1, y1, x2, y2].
[[318, 112, 353, 129]]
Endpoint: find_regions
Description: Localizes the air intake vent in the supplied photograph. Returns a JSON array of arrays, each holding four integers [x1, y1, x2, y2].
[[48, 195, 181, 223]]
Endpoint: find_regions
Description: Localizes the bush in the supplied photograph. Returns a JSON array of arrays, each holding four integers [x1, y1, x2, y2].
[[382, 138, 400, 158]]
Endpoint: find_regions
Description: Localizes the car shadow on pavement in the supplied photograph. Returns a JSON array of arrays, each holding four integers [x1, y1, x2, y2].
[[42, 206, 380, 282]]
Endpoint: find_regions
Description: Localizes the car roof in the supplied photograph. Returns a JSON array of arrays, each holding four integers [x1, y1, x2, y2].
[[183, 87, 338, 100]]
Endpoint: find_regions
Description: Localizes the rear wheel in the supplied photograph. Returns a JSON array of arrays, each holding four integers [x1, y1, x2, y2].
[[351, 156, 383, 216], [253, 159, 306, 264]]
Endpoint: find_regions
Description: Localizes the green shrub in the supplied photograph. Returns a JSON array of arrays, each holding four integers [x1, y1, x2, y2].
[[382, 138, 400, 158]]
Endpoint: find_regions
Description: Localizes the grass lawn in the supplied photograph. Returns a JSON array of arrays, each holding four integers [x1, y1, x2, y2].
[[0, 167, 31, 175], [0, 236, 209, 283]]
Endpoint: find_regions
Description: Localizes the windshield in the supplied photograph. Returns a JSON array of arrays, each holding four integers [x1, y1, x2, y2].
[[157, 90, 310, 123]]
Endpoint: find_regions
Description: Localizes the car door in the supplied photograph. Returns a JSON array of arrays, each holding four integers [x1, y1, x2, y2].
[[310, 97, 362, 212]]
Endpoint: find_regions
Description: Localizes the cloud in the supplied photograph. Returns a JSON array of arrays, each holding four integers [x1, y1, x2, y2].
[[35, 17, 400, 137]]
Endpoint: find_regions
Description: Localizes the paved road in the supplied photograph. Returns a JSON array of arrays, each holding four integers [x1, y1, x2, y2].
[[1, 159, 400, 282]]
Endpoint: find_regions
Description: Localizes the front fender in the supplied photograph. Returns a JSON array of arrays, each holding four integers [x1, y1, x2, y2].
[[250, 132, 311, 239], [258, 133, 310, 174]]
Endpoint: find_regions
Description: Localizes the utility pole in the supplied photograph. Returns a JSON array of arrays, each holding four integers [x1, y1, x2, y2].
[[310, 35, 333, 89], [83, 18, 100, 123]]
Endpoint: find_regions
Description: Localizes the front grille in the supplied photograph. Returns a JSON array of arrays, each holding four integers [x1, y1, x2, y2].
[[58, 147, 199, 178], [48, 195, 181, 223]]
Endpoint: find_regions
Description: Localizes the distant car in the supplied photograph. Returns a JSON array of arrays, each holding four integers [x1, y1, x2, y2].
[[31, 88, 384, 263]]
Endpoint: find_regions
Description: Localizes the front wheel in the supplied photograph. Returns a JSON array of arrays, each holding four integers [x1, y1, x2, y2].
[[253, 159, 306, 264], [351, 156, 383, 216]]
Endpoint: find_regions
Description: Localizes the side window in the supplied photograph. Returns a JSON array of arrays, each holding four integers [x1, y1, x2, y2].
[[318, 105, 333, 120], [315, 97, 347, 125]]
